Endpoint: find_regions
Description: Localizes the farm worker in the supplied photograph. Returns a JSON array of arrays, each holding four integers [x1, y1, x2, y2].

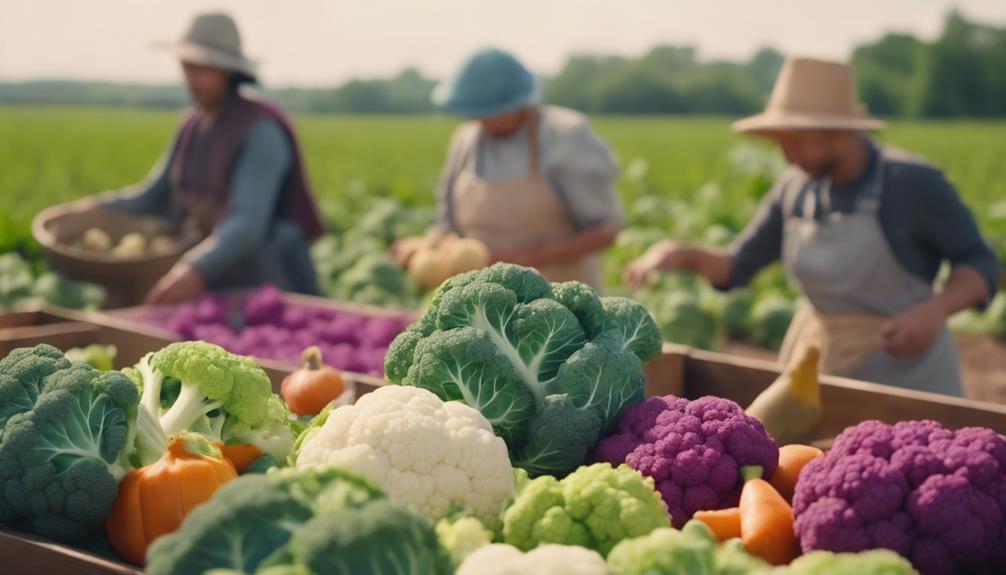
[[625, 57, 1001, 396], [410, 47, 624, 290], [100, 13, 325, 304]]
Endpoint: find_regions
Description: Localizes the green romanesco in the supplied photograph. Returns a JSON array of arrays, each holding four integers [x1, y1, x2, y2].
[[502, 462, 670, 556]]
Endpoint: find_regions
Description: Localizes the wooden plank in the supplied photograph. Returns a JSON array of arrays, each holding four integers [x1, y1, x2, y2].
[[679, 347, 1006, 438], [0, 528, 141, 575], [0, 322, 102, 356], [0, 310, 43, 329]]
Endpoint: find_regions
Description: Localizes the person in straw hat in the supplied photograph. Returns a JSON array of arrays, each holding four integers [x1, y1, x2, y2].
[[100, 12, 325, 304], [625, 57, 1000, 395], [393, 47, 624, 290]]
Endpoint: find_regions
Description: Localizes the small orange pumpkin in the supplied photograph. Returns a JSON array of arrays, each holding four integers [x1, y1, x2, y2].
[[281, 346, 345, 416], [106, 432, 237, 565]]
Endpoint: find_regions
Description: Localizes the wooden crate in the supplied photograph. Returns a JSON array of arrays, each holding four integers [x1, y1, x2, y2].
[[3, 333, 1005, 573]]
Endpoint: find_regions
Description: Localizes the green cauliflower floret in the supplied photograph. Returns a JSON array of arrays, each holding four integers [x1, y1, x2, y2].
[[65, 344, 117, 371], [201, 395, 296, 463], [502, 462, 670, 556], [437, 514, 495, 567], [778, 550, 919, 575], [606, 520, 770, 575], [259, 499, 452, 575], [0, 360, 138, 542], [387, 263, 662, 477], [146, 466, 396, 575]]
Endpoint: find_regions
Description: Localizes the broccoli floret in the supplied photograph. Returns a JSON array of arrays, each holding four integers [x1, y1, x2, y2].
[[125, 343, 288, 468], [0, 362, 138, 542], [259, 499, 452, 574]]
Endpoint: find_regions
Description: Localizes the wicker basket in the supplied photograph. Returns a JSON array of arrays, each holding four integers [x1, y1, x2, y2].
[[31, 203, 202, 307]]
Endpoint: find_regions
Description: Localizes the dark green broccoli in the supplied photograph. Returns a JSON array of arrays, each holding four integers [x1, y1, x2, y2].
[[259, 499, 452, 575], [0, 359, 138, 541], [146, 467, 384, 575]]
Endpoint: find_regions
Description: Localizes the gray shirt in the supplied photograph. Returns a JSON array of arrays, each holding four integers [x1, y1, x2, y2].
[[107, 118, 292, 285], [727, 141, 1002, 303], [435, 106, 623, 232]]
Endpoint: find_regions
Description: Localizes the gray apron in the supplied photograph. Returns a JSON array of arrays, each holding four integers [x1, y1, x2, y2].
[[779, 153, 962, 396]]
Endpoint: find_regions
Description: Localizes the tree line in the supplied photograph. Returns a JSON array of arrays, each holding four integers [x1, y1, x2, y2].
[[1, 11, 1003, 118]]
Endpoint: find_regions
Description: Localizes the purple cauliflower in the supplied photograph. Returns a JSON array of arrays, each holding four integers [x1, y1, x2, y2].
[[793, 419, 1006, 575], [242, 285, 286, 325], [593, 394, 779, 527]]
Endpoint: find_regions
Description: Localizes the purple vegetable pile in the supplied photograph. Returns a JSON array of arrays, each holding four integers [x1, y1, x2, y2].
[[134, 285, 413, 376], [793, 419, 1006, 575], [593, 394, 779, 527]]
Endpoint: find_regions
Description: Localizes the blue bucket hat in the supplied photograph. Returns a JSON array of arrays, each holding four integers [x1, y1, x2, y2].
[[433, 47, 538, 118]]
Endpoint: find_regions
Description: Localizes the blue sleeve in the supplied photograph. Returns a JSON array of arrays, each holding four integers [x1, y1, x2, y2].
[[723, 181, 786, 290], [183, 119, 292, 284], [906, 167, 1002, 303], [103, 137, 177, 215]]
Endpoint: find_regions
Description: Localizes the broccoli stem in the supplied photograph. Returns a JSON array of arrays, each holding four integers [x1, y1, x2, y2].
[[136, 354, 163, 417], [133, 404, 168, 467], [160, 382, 224, 437]]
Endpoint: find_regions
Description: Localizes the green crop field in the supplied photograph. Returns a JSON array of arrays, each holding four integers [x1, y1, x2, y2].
[[1, 106, 1004, 346]]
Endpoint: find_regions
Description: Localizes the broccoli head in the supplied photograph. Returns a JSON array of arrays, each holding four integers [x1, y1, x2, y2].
[[793, 419, 1006, 575], [385, 263, 662, 477], [593, 394, 779, 528], [258, 499, 452, 575], [0, 361, 138, 542]]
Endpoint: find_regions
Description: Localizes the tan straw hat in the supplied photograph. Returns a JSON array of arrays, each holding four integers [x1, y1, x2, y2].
[[157, 12, 257, 78], [732, 57, 884, 133]]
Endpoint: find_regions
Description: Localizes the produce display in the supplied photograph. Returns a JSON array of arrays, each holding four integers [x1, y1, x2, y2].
[[793, 420, 1006, 575], [105, 432, 237, 564], [65, 343, 117, 371], [457, 543, 608, 575], [132, 285, 412, 376], [73, 227, 180, 258], [280, 346, 349, 416], [0, 251, 106, 309], [0, 274, 1003, 575], [145, 466, 451, 575], [745, 345, 822, 445], [501, 463, 671, 555], [593, 394, 779, 528], [398, 234, 491, 289], [384, 263, 663, 477], [295, 385, 515, 522]]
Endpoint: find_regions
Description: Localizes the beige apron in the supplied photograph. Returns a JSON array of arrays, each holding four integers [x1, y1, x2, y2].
[[450, 112, 603, 289], [778, 152, 962, 395]]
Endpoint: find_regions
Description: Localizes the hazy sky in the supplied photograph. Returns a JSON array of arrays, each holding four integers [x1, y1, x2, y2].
[[1, 0, 1004, 86]]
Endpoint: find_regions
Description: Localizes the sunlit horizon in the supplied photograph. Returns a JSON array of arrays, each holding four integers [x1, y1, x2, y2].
[[1, 0, 1004, 87]]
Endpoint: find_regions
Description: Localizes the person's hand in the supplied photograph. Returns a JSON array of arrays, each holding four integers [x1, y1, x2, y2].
[[623, 240, 690, 288], [144, 262, 206, 305], [880, 298, 947, 357]]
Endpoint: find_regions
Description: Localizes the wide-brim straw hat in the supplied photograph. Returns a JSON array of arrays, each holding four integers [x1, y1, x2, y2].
[[156, 12, 258, 78], [732, 57, 885, 134]]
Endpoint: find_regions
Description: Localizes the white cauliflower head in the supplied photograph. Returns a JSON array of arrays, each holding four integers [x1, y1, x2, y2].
[[457, 544, 608, 575], [295, 385, 514, 521]]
